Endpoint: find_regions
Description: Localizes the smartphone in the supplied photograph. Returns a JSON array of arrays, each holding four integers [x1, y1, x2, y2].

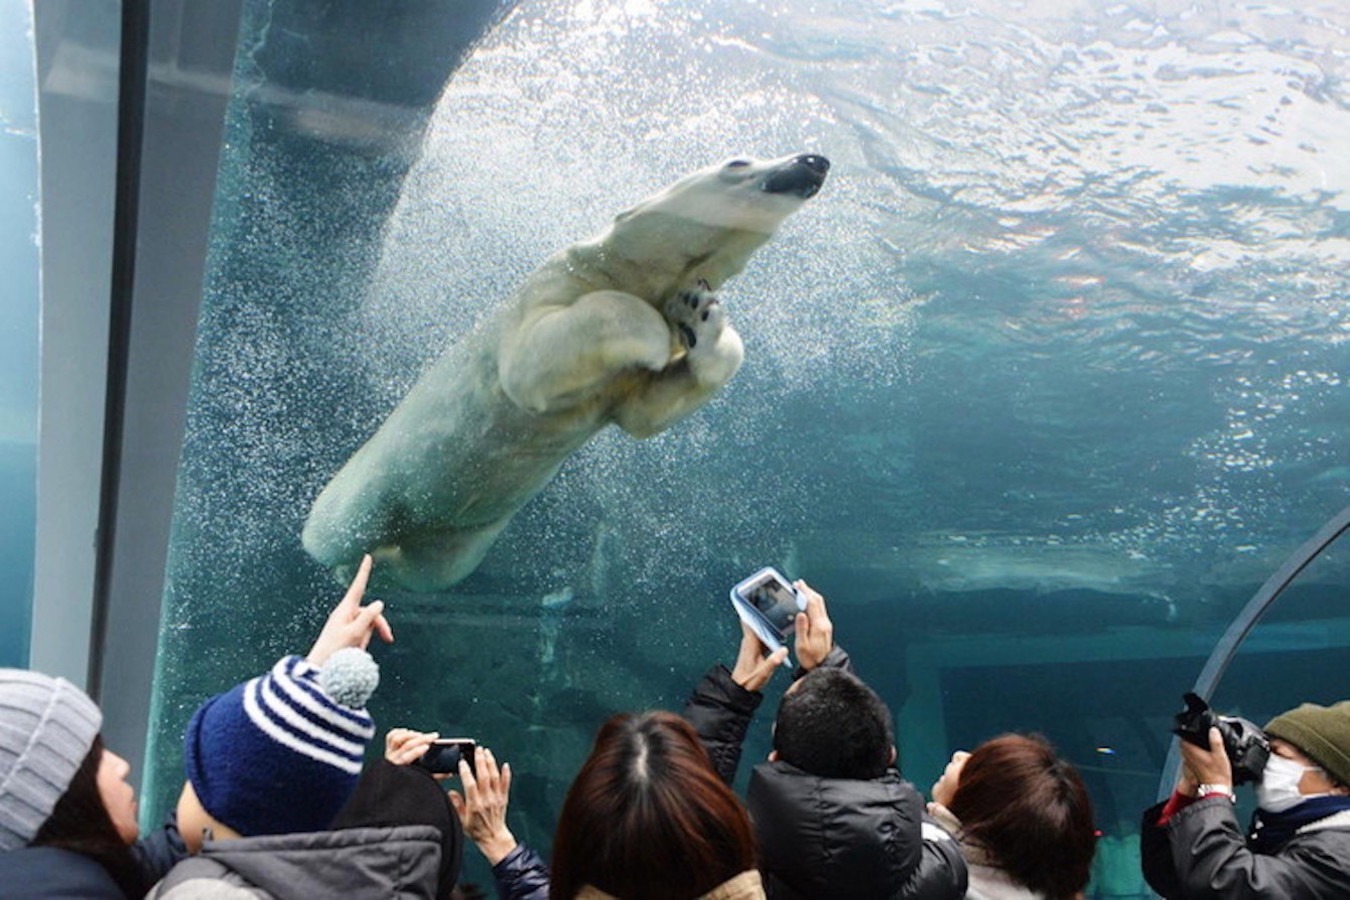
[[418, 738, 477, 774], [730, 567, 805, 656]]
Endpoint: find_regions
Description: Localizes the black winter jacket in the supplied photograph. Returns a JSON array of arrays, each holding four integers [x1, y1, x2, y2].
[[682, 652, 966, 900], [1141, 796, 1350, 899]]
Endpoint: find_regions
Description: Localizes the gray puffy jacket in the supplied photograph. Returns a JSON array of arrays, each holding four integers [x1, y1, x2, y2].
[[147, 825, 443, 900], [1141, 796, 1350, 899]]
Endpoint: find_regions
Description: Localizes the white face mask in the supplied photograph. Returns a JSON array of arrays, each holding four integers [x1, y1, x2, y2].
[[1256, 753, 1328, 813]]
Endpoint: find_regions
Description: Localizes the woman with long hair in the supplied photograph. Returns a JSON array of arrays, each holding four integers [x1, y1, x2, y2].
[[453, 710, 764, 900], [928, 733, 1097, 900]]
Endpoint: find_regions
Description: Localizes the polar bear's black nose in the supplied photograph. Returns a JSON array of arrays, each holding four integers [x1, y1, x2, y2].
[[762, 154, 830, 198], [798, 154, 830, 175]]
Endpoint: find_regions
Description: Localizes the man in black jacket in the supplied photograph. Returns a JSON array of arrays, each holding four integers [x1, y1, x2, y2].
[[683, 580, 966, 900]]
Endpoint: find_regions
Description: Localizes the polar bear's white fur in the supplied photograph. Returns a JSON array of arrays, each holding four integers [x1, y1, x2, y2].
[[303, 153, 829, 591]]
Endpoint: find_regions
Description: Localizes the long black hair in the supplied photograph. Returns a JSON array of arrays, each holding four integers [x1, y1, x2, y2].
[[29, 735, 149, 898]]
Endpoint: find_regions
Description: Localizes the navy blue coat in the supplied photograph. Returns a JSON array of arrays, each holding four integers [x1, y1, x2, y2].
[[493, 842, 551, 900], [0, 815, 185, 899]]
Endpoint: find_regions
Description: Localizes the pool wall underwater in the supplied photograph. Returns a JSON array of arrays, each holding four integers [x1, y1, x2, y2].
[[114, 2, 1350, 897]]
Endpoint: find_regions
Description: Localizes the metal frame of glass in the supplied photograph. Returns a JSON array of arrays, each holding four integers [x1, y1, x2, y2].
[[31, 0, 240, 787]]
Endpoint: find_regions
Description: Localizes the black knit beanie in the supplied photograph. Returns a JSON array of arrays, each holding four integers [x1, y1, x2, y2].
[[332, 759, 464, 899]]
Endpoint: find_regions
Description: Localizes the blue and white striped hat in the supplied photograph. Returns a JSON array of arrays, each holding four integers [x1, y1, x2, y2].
[[183, 650, 378, 836]]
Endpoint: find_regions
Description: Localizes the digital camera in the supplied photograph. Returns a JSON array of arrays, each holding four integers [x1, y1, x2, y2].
[[1171, 692, 1270, 785], [729, 567, 805, 656]]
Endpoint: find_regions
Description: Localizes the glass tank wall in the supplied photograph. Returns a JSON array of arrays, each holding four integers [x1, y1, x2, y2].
[[0, 0, 41, 667], [147, 1, 1350, 896]]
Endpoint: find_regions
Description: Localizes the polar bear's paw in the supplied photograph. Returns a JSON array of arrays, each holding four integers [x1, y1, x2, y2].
[[664, 280, 726, 353]]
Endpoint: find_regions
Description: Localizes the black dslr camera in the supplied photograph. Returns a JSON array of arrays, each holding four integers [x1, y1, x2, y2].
[[1172, 692, 1271, 785]]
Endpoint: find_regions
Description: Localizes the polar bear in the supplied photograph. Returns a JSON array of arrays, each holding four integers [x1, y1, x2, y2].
[[303, 153, 830, 591]]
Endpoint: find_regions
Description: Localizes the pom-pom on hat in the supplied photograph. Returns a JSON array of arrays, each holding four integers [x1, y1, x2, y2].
[[184, 651, 379, 837], [1265, 700, 1350, 788], [0, 669, 103, 850]]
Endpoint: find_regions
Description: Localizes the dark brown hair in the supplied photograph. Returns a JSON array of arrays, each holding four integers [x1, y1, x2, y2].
[[549, 711, 757, 900], [947, 733, 1096, 900], [30, 735, 149, 898]]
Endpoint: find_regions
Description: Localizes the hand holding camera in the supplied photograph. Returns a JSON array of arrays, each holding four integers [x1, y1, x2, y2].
[[731, 620, 788, 691], [730, 567, 806, 657], [792, 581, 834, 672], [1172, 692, 1271, 789], [384, 727, 478, 774], [727, 568, 836, 689], [388, 727, 518, 864], [384, 728, 441, 766], [449, 745, 518, 866]]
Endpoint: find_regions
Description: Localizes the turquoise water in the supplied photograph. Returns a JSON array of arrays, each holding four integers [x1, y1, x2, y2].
[[150, 1, 1350, 895]]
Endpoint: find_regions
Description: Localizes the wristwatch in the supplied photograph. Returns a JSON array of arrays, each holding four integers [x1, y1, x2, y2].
[[1197, 783, 1236, 802]]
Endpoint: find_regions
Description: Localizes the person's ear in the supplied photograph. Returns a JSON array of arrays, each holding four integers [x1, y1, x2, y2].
[[888, 745, 897, 766], [176, 781, 240, 854]]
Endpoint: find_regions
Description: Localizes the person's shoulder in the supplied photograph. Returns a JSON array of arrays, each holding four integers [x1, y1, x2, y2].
[[149, 854, 240, 897], [751, 762, 923, 829], [1287, 810, 1350, 847], [1300, 809, 1350, 833], [1268, 815, 1350, 881], [0, 845, 127, 898], [151, 867, 260, 900]]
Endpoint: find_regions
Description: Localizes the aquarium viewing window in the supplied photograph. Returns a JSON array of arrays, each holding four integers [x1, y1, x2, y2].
[[0, 0, 42, 668], [24, 2, 1350, 897]]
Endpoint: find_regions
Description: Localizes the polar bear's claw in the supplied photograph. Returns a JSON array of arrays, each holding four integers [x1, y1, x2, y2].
[[666, 285, 725, 353]]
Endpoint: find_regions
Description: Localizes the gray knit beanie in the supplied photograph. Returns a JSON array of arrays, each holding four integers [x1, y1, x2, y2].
[[0, 669, 103, 850], [1265, 700, 1350, 788]]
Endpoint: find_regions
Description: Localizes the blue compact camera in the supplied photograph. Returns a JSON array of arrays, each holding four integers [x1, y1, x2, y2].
[[730, 567, 806, 657]]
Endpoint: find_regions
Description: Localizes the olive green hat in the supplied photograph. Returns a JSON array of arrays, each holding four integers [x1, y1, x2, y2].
[[1265, 701, 1350, 787]]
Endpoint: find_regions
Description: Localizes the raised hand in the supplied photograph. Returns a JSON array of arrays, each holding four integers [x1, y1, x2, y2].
[[384, 728, 439, 767], [306, 554, 394, 666], [1178, 726, 1233, 795], [449, 746, 518, 865], [730, 620, 789, 690], [792, 580, 834, 672]]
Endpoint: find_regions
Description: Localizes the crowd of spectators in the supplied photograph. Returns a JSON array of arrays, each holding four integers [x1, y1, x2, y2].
[[1, 557, 1347, 898]]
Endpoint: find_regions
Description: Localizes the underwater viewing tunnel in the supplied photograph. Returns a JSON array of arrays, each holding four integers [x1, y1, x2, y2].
[[6, 1, 1350, 896]]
